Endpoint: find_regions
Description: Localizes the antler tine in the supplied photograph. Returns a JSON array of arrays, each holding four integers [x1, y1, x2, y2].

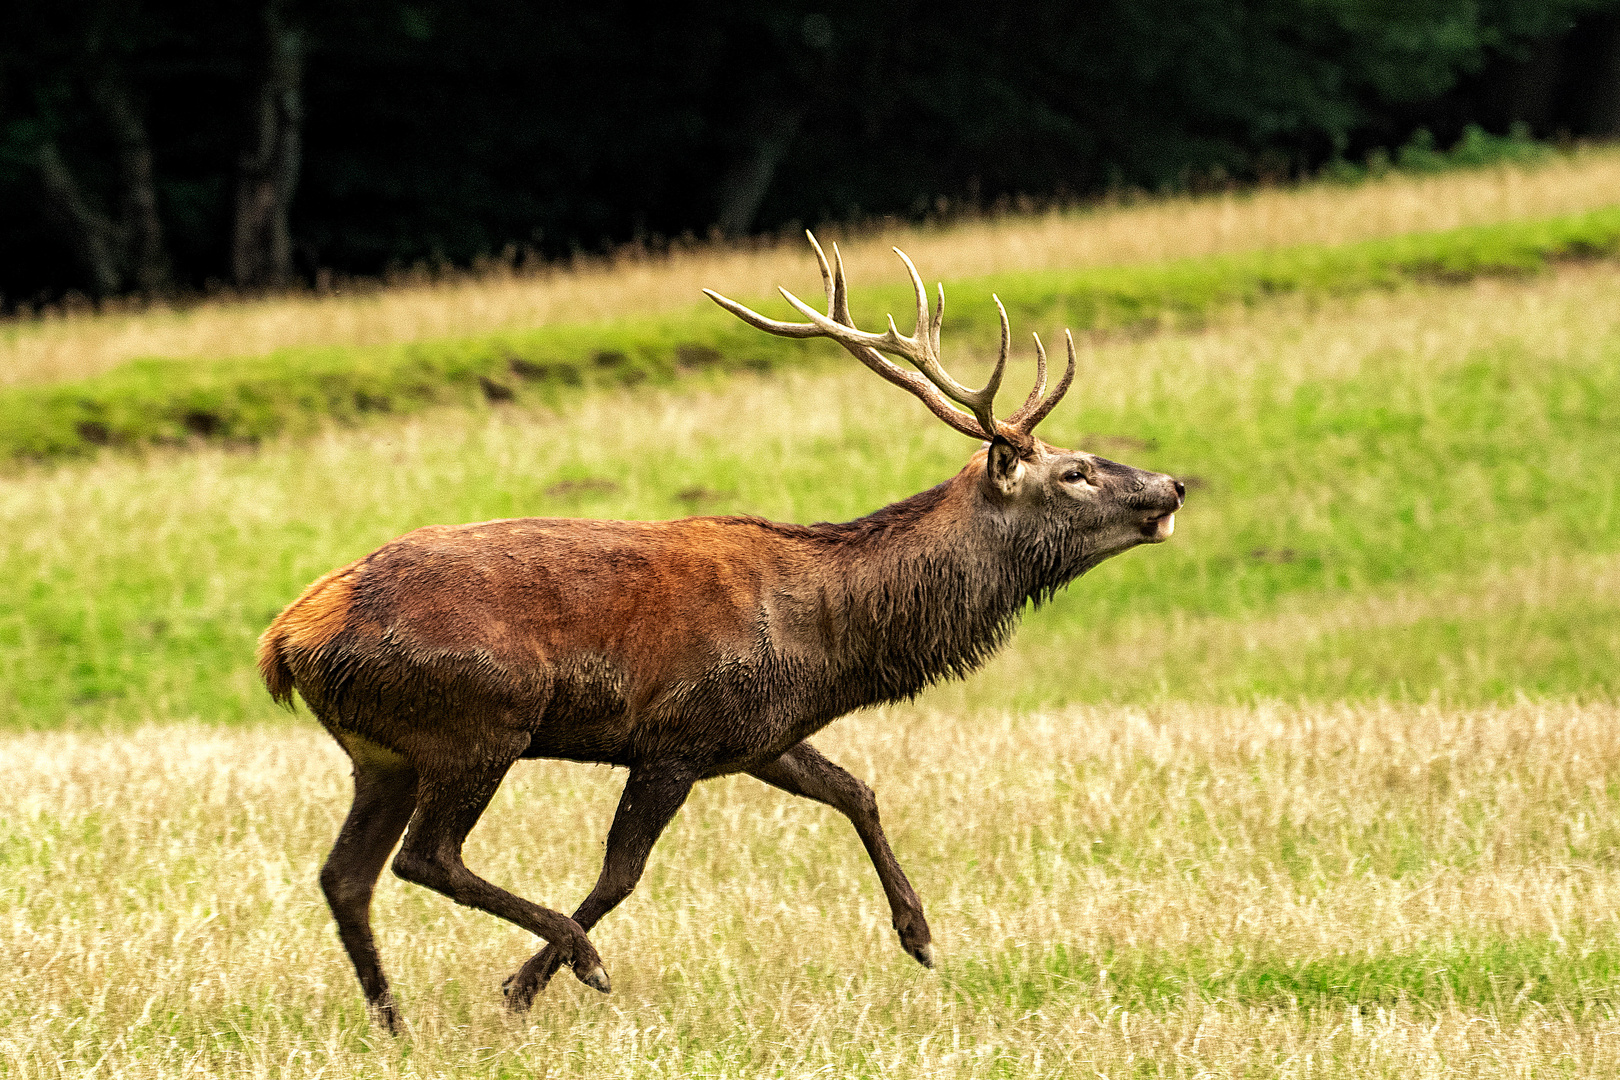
[[980, 297, 1010, 423], [1010, 329, 1077, 435], [706, 233, 1054, 444], [895, 247, 931, 354], [990, 294, 1058, 429], [930, 282, 944, 355], [885, 248, 1005, 437], [702, 288, 825, 339], [830, 242, 852, 323], [889, 249, 965, 398], [806, 231, 836, 313], [996, 296, 1010, 362], [1004, 323, 1049, 429]]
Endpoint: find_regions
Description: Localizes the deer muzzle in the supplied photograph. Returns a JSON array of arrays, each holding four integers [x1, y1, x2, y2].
[[1138, 476, 1186, 542]]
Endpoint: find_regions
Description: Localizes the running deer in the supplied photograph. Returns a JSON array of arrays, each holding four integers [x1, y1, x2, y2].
[[258, 233, 1184, 1030]]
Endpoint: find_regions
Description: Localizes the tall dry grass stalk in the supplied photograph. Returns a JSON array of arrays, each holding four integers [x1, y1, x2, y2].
[[5, 146, 1620, 387], [1, 702, 1618, 1077]]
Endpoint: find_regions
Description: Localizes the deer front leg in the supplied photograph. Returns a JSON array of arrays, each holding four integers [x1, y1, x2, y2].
[[504, 762, 697, 1012], [749, 741, 934, 968]]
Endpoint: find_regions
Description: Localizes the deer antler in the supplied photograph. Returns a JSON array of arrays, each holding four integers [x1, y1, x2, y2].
[[704, 232, 1074, 448], [1004, 329, 1077, 434]]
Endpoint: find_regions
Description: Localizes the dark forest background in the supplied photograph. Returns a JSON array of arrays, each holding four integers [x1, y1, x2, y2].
[[4, 0, 1620, 305]]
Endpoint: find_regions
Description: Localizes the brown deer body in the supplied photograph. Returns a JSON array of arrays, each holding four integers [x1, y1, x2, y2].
[[259, 236, 1183, 1030]]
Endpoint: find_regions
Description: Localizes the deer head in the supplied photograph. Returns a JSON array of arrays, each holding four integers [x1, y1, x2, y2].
[[705, 233, 1183, 589]]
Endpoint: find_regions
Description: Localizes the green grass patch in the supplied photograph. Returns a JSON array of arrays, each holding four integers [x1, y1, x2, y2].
[[972, 204, 1620, 337], [951, 937, 1620, 1014], [964, 333, 1620, 709], [5, 204, 1620, 466], [3, 259, 1620, 726], [0, 320, 832, 462]]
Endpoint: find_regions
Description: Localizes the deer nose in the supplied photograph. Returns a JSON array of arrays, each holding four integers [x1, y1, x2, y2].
[[1173, 479, 1186, 504]]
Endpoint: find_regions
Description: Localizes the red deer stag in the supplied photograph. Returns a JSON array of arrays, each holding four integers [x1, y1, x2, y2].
[[258, 233, 1184, 1030]]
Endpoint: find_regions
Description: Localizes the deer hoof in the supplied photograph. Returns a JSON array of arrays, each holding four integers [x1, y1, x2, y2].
[[501, 973, 533, 1013], [909, 942, 935, 969], [371, 994, 406, 1034], [579, 965, 612, 994]]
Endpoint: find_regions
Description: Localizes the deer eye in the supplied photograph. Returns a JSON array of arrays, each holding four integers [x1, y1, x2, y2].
[[1061, 468, 1088, 484]]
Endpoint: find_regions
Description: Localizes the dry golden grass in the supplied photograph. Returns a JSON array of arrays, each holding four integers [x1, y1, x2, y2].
[[3, 248, 1619, 1073], [6, 146, 1620, 387], [2, 702, 1619, 1077]]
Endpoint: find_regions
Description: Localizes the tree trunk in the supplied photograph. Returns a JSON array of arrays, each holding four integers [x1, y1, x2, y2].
[[91, 70, 170, 293], [36, 142, 122, 298], [713, 103, 804, 238], [35, 62, 170, 298], [1580, 14, 1620, 136], [232, 0, 303, 289]]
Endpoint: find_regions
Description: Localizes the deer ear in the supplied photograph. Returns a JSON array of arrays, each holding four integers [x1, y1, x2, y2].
[[986, 438, 1025, 495]]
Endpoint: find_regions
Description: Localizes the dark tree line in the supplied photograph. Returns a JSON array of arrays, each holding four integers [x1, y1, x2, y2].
[[3, 0, 1619, 304]]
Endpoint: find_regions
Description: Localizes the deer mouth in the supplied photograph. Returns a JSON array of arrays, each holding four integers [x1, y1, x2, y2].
[[1139, 512, 1176, 541], [1137, 479, 1185, 541]]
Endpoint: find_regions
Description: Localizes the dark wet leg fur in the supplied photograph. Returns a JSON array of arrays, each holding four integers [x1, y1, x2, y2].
[[391, 739, 609, 999], [749, 741, 934, 967], [503, 763, 696, 1011], [320, 739, 419, 1033]]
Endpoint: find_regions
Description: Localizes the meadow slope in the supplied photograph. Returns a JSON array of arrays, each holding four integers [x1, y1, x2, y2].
[[8, 204, 1620, 465], [1, 261, 1615, 728], [1, 158, 1618, 1079]]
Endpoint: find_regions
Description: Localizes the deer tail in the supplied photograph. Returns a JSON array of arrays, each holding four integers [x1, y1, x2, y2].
[[256, 562, 363, 712], [256, 626, 299, 709]]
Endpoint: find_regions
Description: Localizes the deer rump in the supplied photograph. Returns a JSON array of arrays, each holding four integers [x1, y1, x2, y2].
[[260, 232, 1183, 1032]]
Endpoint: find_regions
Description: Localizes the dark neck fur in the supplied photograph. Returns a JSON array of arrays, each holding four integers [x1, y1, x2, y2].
[[760, 478, 1044, 707]]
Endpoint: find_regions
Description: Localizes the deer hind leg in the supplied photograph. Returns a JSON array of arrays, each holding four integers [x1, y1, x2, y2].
[[320, 734, 419, 1033], [503, 762, 697, 1013], [749, 741, 934, 968], [389, 736, 610, 997]]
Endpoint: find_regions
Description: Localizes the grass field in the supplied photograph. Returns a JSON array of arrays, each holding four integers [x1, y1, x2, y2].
[[4, 703, 1620, 1077], [1, 153, 1618, 1075], [11, 203, 1620, 465]]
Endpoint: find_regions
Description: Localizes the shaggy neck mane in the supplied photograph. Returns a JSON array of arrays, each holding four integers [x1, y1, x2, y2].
[[755, 474, 1050, 708]]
